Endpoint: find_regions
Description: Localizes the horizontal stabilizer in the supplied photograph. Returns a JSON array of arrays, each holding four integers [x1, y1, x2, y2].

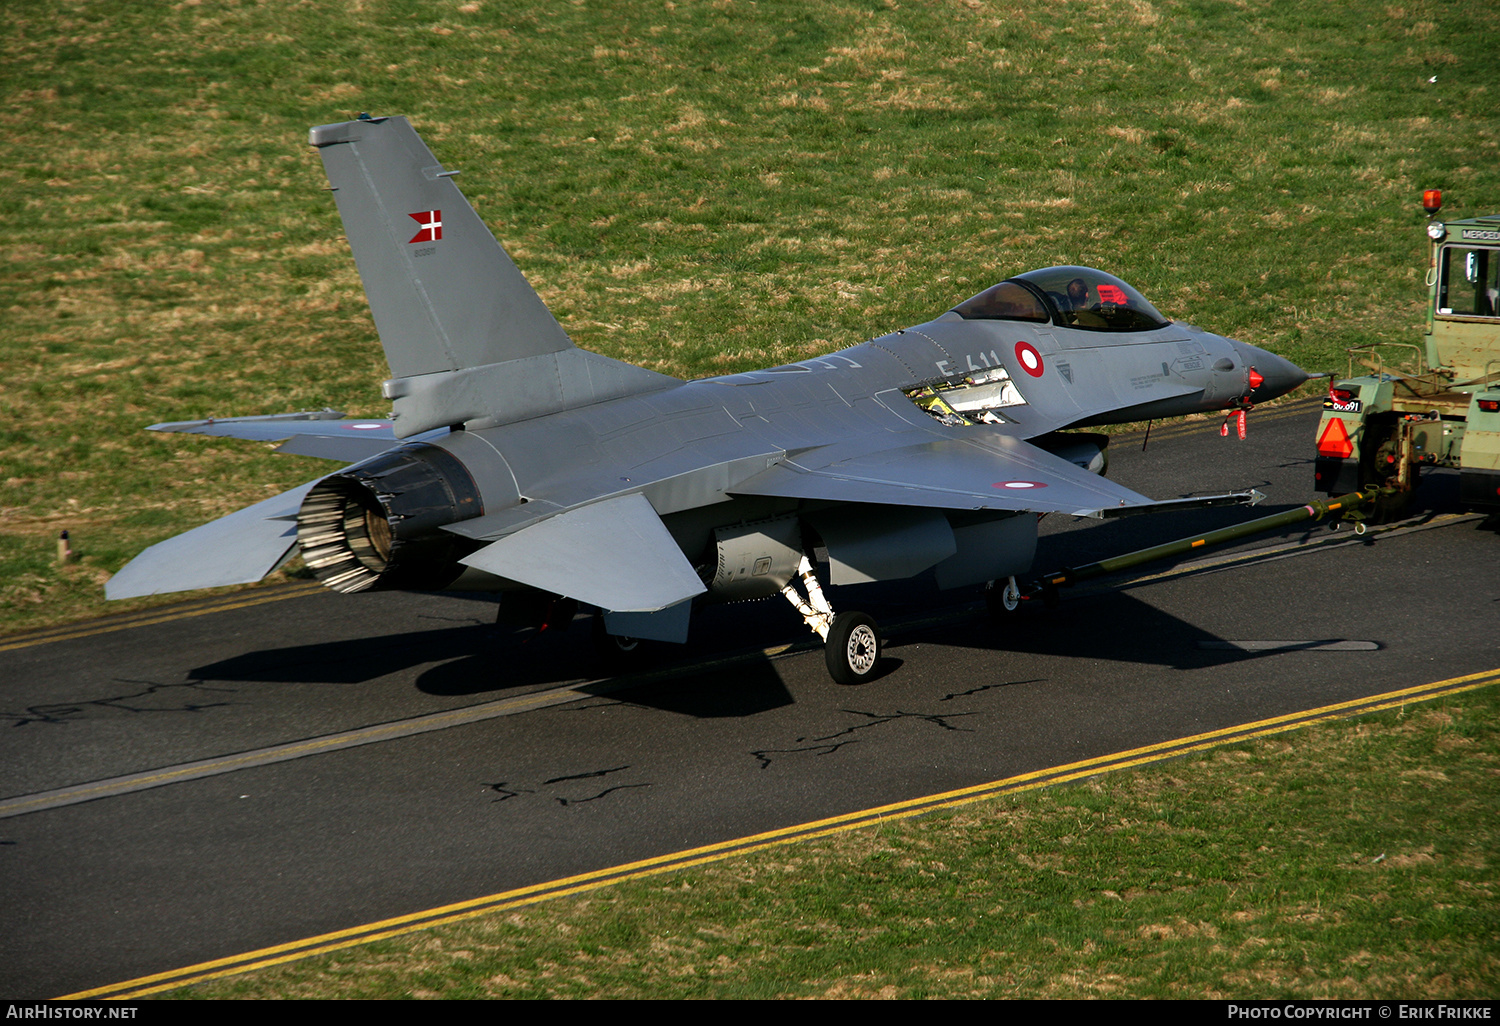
[[150, 409, 368, 440], [148, 411, 447, 463], [459, 493, 706, 612], [732, 431, 1154, 518], [106, 482, 318, 600]]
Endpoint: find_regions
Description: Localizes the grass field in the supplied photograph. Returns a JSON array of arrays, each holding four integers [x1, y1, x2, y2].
[[168, 683, 1500, 999], [2, 0, 1498, 631], [4, 0, 1499, 999]]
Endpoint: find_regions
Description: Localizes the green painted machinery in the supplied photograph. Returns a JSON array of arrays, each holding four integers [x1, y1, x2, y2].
[[1314, 191, 1500, 519]]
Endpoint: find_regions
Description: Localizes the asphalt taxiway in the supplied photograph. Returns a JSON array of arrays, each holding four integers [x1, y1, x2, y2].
[[3, 399, 1496, 997]]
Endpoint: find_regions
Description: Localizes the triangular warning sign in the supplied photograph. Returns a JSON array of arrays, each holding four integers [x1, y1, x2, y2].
[[1317, 417, 1354, 459]]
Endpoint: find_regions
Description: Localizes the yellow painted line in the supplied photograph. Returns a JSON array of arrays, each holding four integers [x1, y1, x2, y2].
[[0, 583, 327, 654], [64, 664, 1500, 1001]]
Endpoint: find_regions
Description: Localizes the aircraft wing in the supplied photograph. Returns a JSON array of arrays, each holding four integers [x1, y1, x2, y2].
[[458, 492, 707, 612], [149, 412, 447, 462], [105, 482, 317, 600], [731, 431, 1197, 518]]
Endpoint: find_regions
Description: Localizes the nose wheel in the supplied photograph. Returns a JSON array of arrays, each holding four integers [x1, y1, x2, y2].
[[985, 575, 1022, 617], [779, 553, 883, 684]]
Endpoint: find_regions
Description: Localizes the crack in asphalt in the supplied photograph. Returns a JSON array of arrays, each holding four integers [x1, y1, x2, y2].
[[556, 783, 652, 806], [753, 707, 978, 768], [748, 738, 860, 768], [544, 766, 630, 785], [484, 766, 651, 807], [940, 679, 1041, 701], [3, 679, 236, 727], [481, 782, 535, 803]]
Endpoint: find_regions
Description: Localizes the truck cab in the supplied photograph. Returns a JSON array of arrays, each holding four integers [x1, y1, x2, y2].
[[1314, 195, 1500, 517]]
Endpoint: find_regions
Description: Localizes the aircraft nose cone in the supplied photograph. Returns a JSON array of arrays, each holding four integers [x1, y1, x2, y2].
[[1236, 344, 1308, 403]]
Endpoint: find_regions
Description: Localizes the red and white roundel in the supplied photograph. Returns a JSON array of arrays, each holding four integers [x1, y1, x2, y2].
[[1014, 340, 1044, 377], [992, 480, 1048, 489]]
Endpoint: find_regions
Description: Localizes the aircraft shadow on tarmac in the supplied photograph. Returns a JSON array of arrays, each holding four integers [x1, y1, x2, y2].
[[188, 613, 804, 716], [188, 483, 1484, 714], [187, 582, 1289, 725], [184, 492, 1370, 714], [901, 590, 1332, 672], [191, 622, 503, 687]]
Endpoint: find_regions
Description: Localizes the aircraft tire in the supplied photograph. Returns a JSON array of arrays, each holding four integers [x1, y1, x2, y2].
[[984, 576, 1022, 619], [824, 612, 882, 685], [592, 615, 650, 673]]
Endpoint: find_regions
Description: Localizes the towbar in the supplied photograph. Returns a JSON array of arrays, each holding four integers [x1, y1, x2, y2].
[[1031, 490, 1377, 593]]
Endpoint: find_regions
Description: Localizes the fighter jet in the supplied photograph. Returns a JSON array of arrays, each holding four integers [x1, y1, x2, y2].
[[107, 115, 1307, 683]]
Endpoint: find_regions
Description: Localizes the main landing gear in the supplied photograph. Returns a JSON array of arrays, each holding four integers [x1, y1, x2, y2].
[[591, 613, 648, 672], [778, 554, 883, 685]]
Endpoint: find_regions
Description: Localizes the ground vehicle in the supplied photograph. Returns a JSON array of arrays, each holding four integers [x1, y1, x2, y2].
[[1313, 192, 1500, 518]]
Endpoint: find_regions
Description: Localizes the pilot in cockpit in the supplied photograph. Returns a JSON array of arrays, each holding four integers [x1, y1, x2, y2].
[[1064, 276, 1108, 328]]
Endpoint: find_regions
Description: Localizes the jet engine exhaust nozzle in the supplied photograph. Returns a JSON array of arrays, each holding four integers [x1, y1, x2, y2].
[[296, 443, 483, 593]]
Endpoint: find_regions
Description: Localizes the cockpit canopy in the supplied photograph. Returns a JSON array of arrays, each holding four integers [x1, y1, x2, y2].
[[951, 265, 1172, 332]]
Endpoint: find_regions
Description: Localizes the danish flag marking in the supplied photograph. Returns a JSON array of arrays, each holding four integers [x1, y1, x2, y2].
[[408, 210, 443, 243]]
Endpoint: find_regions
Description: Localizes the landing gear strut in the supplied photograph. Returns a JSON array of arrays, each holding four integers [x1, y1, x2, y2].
[[779, 554, 883, 685], [984, 575, 1022, 618]]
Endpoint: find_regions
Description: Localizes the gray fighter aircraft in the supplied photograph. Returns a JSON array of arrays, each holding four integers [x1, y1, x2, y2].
[[107, 115, 1307, 683]]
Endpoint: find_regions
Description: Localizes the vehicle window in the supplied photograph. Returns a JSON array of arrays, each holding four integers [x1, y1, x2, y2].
[[1437, 246, 1500, 318], [951, 281, 1050, 322]]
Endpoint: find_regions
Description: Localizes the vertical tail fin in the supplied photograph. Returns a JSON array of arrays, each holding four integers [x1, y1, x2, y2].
[[310, 116, 677, 437]]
